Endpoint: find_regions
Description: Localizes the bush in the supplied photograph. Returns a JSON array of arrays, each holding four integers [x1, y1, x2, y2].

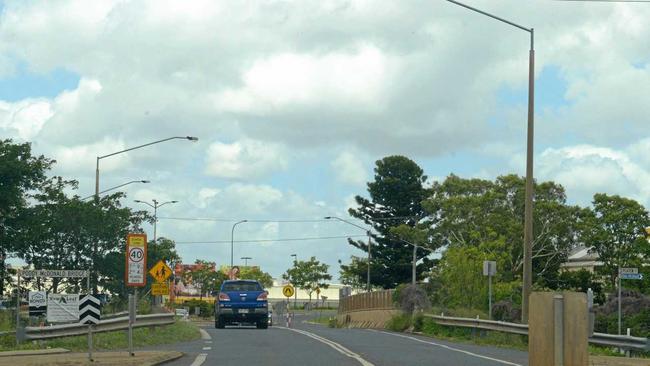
[[386, 314, 412, 332], [492, 300, 521, 323], [182, 299, 213, 318], [412, 313, 425, 332], [395, 284, 431, 315]]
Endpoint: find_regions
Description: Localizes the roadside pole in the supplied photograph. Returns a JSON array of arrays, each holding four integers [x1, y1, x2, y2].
[[483, 261, 496, 320], [87, 271, 93, 362], [15, 272, 20, 345], [618, 266, 621, 335], [128, 293, 135, 356], [488, 272, 493, 320]]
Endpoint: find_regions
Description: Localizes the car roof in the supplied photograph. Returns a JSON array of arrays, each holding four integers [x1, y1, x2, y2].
[[223, 279, 259, 283]]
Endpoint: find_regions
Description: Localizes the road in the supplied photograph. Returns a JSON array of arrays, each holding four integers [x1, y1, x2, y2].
[[158, 314, 529, 366]]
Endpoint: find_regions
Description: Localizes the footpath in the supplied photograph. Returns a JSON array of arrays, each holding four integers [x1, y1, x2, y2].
[[0, 349, 182, 366]]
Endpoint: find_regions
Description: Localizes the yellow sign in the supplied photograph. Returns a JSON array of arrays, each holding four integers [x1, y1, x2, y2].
[[149, 260, 172, 283], [282, 285, 295, 298], [316, 287, 321, 295], [151, 282, 169, 296]]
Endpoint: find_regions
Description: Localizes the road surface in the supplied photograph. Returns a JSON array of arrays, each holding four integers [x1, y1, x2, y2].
[[159, 314, 528, 366]]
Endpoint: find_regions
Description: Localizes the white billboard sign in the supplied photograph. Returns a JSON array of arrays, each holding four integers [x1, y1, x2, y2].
[[21, 269, 88, 278], [47, 294, 79, 323]]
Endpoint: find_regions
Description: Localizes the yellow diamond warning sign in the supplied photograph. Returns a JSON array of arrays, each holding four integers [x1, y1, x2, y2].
[[149, 260, 172, 283]]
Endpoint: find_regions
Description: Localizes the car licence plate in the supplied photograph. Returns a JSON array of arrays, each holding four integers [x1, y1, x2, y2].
[[238, 309, 250, 314]]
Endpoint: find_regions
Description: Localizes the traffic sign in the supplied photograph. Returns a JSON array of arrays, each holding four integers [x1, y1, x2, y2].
[[483, 261, 497, 276], [79, 295, 101, 324], [151, 282, 170, 296], [620, 268, 638, 274], [621, 273, 643, 280], [47, 294, 79, 323], [149, 260, 172, 283], [126, 233, 147, 287], [282, 284, 295, 298], [28, 291, 47, 317]]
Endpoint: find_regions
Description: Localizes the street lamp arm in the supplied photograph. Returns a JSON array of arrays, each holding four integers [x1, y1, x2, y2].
[[324, 216, 370, 233], [98, 136, 198, 160], [82, 180, 149, 200], [134, 200, 156, 209], [157, 200, 179, 209], [446, 0, 532, 34]]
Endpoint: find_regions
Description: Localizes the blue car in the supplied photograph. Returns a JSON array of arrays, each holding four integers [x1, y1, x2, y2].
[[215, 280, 269, 329]]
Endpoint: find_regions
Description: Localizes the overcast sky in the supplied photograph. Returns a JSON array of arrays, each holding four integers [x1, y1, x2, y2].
[[1, 0, 649, 279]]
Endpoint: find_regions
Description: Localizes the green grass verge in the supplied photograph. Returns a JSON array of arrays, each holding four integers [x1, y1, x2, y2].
[[0, 320, 201, 352]]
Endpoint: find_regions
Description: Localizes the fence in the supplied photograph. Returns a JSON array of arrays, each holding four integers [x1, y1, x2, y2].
[[426, 314, 650, 353], [338, 290, 394, 314], [23, 313, 175, 340]]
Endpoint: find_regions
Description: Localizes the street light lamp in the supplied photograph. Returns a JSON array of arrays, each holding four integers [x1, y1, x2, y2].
[[82, 180, 150, 200], [446, 0, 535, 323], [231, 220, 248, 268], [241, 257, 252, 267], [324, 216, 372, 292], [95, 136, 198, 200], [134, 199, 179, 243]]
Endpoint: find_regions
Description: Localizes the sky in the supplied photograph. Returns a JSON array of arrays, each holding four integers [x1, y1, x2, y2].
[[1, 0, 649, 279]]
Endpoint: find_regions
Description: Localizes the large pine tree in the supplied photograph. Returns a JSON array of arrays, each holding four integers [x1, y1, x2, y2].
[[345, 155, 430, 289]]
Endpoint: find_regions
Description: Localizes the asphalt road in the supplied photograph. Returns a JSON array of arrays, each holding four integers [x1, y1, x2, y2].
[[158, 314, 529, 366]]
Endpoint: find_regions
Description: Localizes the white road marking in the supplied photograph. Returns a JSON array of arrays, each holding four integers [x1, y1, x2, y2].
[[199, 328, 212, 340], [204, 340, 212, 344], [189, 353, 208, 366], [202, 346, 212, 350], [369, 330, 522, 366], [278, 326, 374, 366]]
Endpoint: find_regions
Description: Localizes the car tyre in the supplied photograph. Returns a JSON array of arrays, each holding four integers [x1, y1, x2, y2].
[[257, 320, 268, 329]]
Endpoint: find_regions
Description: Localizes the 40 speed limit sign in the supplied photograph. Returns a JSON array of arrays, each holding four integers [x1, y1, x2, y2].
[[126, 233, 147, 287]]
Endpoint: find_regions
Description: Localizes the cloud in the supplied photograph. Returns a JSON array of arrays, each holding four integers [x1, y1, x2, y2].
[[331, 151, 367, 187], [537, 144, 650, 206], [204, 139, 289, 179], [0, 99, 53, 139]]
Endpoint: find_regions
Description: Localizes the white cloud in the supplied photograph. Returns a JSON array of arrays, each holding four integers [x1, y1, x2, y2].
[[331, 151, 367, 187], [537, 144, 650, 206], [204, 139, 288, 179], [0, 99, 53, 139]]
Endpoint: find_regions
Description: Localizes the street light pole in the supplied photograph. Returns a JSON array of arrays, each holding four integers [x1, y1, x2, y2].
[[291, 254, 297, 309], [241, 257, 252, 267], [82, 180, 149, 200], [324, 217, 372, 292], [230, 220, 248, 269], [94, 136, 198, 201], [134, 199, 178, 244], [446, 0, 535, 323]]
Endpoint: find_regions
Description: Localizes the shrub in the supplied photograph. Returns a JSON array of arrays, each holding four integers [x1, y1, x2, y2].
[[386, 314, 412, 332], [396, 284, 431, 315], [412, 313, 425, 332]]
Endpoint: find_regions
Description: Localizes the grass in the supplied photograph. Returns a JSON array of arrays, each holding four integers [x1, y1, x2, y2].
[[0, 320, 201, 352]]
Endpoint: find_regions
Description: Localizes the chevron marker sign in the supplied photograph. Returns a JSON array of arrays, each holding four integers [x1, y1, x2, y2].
[[79, 295, 101, 324]]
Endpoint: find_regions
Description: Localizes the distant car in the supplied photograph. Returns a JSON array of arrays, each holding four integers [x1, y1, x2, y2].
[[175, 308, 189, 319], [215, 280, 268, 329]]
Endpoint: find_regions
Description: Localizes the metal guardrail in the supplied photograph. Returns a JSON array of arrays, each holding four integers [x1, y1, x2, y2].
[[24, 313, 175, 340], [425, 314, 650, 352]]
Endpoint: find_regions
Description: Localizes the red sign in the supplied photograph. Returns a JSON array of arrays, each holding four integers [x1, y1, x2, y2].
[[126, 233, 147, 287]]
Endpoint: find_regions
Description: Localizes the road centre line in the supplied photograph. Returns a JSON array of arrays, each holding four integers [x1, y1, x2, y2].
[[278, 327, 374, 366], [189, 353, 208, 366], [368, 330, 522, 366]]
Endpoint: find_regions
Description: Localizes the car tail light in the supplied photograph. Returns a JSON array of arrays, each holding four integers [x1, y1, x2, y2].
[[257, 291, 268, 301], [218, 293, 230, 302]]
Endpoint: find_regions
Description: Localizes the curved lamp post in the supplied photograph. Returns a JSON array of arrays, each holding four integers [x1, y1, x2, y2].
[[324, 216, 372, 292]]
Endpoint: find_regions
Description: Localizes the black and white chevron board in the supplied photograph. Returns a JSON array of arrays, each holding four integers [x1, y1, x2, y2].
[[79, 295, 101, 324]]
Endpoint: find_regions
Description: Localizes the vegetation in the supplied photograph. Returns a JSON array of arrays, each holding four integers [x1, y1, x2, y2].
[[182, 260, 226, 300], [283, 256, 332, 303], [238, 266, 274, 288]]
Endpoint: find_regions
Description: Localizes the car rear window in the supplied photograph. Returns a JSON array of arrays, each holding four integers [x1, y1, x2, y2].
[[222, 281, 262, 291]]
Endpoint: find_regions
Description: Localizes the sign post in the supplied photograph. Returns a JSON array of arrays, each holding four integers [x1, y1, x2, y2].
[[618, 267, 641, 335], [282, 285, 295, 327], [483, 261, 497, 319], [126, 233, 146, 357]]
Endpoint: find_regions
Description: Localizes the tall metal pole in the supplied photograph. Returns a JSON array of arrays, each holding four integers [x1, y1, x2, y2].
[[230, 220, 247, 269], [522, 30, 535, 324], [445, 0, 535, 323], [291, 254, 298, 309], [95, 157, 100, 200], [618, 266, 622, 335], [153, 201, 158, 244], [367, 232, 371, 292], [488, 273, 493, 320], [15, 272, 20, 345], [412, 243, 417, 286]]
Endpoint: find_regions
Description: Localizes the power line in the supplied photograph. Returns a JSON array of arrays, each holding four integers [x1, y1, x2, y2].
[[175, 234, 368, 244], [553, 0, 650, 2], [158, 216, 423, 223]]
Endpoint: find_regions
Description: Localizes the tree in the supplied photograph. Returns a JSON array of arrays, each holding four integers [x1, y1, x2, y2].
[[583, 194, 650, 289], [338, 257, 368, 292], [424, 174, 588, 289], [283, 256, 332, 303], [0, 139, 53, 295], [347, 155, 434, 289], [182, 260, 225, 300], [238, 267, 273, 288]]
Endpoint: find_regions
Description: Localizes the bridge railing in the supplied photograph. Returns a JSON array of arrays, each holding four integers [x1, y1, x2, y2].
[[338, 290, 394, 314]]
